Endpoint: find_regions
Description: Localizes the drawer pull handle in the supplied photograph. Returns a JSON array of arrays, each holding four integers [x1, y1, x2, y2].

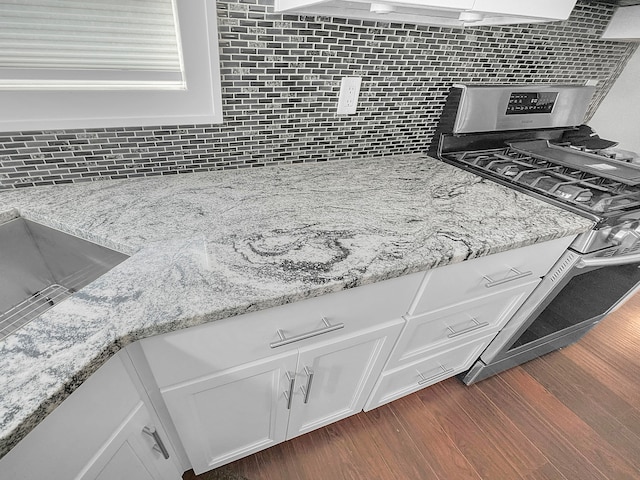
[[483, 268, 532, 288], [447, 317, 489, 338], [142, 426, 170, 459], [270, 317, 344, 348], [417, 365, 455, 385], [284, 371, 295, 410], [301, 366, 314, 404]]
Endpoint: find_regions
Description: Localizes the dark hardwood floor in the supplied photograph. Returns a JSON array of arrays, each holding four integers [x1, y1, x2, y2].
[[184, 291, 640, 480]]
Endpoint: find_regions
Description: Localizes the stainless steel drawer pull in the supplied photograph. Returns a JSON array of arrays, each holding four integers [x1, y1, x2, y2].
[[301, 366, 314, 404], [284, 371, 295, 410], [447, 317, 489, 338], [483, 268, 532, 288], [142, 426, 170, 459], [270, 317, 344, 348], [417, 365, 455, 385]]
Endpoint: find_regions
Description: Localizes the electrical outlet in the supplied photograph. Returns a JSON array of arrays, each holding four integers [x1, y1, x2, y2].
[[337, 76, 362, 115]]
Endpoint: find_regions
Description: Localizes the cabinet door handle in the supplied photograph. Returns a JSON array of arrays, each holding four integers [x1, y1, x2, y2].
[[417, 365, 455, 385], [483, 267, 532, 288], [447, 317, 489, 338], [270, 317, 344, 348], [142, 426, 170, 459], [284, 371, 295, 410], [300, 366, 314, 404]]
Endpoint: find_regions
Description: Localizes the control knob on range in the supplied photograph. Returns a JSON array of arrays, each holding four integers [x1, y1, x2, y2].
[[609, 221, 640, 250]]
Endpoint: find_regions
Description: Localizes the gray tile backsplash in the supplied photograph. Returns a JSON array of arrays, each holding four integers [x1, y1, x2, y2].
[[0, 0, 637, 189]]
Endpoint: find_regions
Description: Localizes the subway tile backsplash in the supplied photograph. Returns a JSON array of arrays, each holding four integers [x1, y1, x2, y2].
[[0, 0, 637, 189]]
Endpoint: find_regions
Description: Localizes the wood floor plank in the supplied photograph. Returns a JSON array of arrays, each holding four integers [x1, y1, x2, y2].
[[249, 439, 303, 480], [499, 367, 640, 479], [532, 349, 637, 421], [523, 353, 640, 472], [581, 319, 640, 367], [355, 405, 440, 480], [417, 379, 525, 480], [619, 407, 640, 439], [324, 412, 402, 480], [521, 462, 569, 480], [388, 394, 483, 480], [476, 370, 610, 480], [561, 341, 640, 407], [578, 295, 640, 373], [432, 378, 548, 475], [289, 414, 402, 480]]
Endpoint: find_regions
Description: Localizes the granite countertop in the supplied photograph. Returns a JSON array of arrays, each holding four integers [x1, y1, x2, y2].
[[0, 154, 594, 458]]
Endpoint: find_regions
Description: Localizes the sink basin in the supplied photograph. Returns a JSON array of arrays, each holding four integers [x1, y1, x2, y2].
[[0, 218, 128, 340]]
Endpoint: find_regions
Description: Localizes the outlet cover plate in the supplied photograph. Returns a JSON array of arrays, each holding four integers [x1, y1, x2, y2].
[[337, 76, 362, 115]]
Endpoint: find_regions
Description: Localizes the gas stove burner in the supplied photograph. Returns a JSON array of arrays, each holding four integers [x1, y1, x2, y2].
[[442, 146, 640, 218], [552, 184, 593, 203]]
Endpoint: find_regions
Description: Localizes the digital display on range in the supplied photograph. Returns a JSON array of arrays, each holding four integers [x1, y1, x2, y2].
[[506, 92, 558, 115]]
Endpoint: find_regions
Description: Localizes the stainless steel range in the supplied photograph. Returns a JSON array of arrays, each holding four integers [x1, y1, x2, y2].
[[429, 84, 640, 384]]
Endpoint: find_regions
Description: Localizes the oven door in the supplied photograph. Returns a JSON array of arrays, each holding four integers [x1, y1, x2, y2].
[[462, 248, 640, 384]]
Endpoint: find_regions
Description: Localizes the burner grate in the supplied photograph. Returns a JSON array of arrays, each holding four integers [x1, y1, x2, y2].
[[445, 146, 640, 216]]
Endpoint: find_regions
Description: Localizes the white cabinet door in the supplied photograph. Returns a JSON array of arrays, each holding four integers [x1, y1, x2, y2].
[[160, 320, 404, 472], [161, 351, 298, 475], [0, 353, 181, 480], [285, 319, 404, 439], [78, 402, 180, 480]]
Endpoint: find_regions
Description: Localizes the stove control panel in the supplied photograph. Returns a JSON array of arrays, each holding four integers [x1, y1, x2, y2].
[[450, 84, 595, 134], [506, 92, 558, 115]]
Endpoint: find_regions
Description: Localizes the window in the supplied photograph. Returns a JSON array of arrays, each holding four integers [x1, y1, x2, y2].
[[0, 0, 222, 131]]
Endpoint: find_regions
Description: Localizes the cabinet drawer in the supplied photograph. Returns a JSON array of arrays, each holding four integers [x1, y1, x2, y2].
[[388, 279, 538, 368], [408, 235, 574, 316], [141, 271, 423, 388], [363, 335, 493, 411]]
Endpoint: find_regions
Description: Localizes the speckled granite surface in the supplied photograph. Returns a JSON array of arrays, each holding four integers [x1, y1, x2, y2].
[[0, 154, 594, 458]]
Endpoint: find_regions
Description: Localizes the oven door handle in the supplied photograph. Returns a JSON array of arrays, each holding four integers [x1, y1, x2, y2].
[[576, 252, 640, 269]]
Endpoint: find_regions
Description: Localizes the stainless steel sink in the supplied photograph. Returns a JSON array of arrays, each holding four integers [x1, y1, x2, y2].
[[0, 218, 128, 340]]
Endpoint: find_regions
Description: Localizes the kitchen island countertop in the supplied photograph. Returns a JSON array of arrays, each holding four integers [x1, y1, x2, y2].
[[0, 154, 593, 457]]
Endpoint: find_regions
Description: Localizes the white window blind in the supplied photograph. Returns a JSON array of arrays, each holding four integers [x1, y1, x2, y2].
[[0, 0, 185, 90]]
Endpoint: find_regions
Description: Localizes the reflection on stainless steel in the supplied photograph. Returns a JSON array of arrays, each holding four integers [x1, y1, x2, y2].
[[451, 84, 595, 134], [0, 218, 128, 340]]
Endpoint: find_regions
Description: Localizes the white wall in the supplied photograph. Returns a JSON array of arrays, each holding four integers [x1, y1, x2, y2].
[[590, 47, 640, 153]]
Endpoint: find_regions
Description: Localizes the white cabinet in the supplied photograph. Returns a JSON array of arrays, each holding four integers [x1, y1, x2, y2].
[[365, 334, 493, 409], [139, 273, 423, 475], [157, 319, 404, 475], [364, 236, 575, 411], [160, 351, 298, 474], [364, 282, 537, 410], [273, 0, 577, 27], [285, 320, 403, 439], [407, 235, 574, 316], [134, 236, 575, 473], [78, 402, 178, 480], [140, 272, 423, 388], [601, 5, 640, 41], [390, 280, 539, 366], [0, 352, 181, 480]]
